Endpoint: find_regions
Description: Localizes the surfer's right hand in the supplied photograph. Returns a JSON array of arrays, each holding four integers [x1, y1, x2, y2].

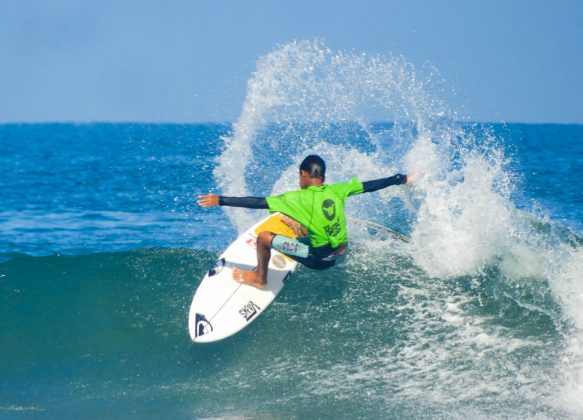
[[198, 194, 220, 207], [281, 215, 308, 238]]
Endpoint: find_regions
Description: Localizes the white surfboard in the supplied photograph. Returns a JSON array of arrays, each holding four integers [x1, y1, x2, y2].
[[188, 212, 298, 343]]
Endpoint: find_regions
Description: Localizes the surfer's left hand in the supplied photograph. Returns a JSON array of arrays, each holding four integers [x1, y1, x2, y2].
[[198, 193, 220, 207]]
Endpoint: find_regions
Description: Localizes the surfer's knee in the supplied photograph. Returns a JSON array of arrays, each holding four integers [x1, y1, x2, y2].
[[257, 231, 274, 248]]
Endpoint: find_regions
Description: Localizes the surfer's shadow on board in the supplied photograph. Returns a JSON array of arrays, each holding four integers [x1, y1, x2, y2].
[[222, 260, 256, 274], [205, 255, 256, 276], [210, 258, 290, 294]]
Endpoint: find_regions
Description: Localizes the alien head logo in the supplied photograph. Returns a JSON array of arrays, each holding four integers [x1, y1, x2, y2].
[[322, 199, 336, 221]]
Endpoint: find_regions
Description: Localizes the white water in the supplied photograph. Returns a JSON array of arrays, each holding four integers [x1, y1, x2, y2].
[[214, 40, 583, 416]]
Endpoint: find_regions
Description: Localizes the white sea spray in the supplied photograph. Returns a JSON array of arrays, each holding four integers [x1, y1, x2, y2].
[[215, 39, 583, 417]]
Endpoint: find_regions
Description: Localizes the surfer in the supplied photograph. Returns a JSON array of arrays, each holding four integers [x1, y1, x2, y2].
[[198, 155, 417, 288]]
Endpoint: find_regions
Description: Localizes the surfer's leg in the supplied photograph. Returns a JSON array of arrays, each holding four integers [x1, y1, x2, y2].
[[233, 231, 274, 288], [271, 235, 310, 259], [280, 243, 346, 270], [255, 231, 274, 283]]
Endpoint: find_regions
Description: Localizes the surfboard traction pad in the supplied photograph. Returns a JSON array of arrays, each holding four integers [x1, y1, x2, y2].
[[254, 213, 297, 237]]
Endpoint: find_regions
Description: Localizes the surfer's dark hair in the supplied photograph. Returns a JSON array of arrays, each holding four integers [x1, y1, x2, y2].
[[299, 155, 326, 179]]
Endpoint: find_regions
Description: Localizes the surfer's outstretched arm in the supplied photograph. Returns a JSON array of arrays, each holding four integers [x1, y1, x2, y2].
[[361, 172, 418, 193], [197, 194, 268, 209], [362, 174, 407, 193]]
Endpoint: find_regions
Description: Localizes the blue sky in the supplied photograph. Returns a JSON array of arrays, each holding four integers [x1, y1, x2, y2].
[[1, 0, 582, 123]]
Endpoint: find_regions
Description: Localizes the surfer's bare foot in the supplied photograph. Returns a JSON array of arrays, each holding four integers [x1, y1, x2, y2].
[[233, 268, 267, 289]]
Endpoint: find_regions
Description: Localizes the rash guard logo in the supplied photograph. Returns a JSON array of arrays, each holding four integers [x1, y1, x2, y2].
[[322, 199, 336, 221]]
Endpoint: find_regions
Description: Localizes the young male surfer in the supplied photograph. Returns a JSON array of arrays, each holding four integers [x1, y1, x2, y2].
[[198, 155, 417, 288]]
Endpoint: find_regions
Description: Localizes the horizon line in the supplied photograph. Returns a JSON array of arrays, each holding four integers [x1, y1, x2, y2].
[[1, 119, 582, 126]]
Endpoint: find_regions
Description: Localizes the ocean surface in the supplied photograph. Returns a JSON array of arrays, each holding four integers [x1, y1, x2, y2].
[[1, 41, 582, 419]]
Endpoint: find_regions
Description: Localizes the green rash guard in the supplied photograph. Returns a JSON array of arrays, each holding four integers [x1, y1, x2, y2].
[[265, 177, 364, 248]]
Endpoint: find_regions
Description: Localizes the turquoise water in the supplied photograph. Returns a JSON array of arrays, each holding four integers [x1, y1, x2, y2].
[[1, 41, 582, 418]]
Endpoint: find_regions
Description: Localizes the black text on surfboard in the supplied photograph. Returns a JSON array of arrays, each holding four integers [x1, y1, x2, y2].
[[239, 301, 261, 322]]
